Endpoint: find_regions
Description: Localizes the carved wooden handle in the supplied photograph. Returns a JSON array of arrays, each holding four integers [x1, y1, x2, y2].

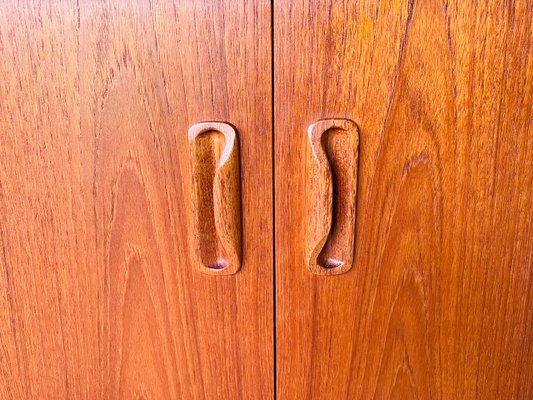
[[306, 118, 359, 275], [188, 122, 242, 275]]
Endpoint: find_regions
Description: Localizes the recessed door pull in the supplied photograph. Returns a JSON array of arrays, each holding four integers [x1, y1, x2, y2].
[[188, 122, 242, 275], [305, 118, 359, 275]]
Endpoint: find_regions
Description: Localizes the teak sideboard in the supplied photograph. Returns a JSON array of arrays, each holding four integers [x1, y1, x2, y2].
[[0, 1, 532, 399]]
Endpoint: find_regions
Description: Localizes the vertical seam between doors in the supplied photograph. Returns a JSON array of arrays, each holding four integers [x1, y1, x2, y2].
[[271, 1, 277, 399]]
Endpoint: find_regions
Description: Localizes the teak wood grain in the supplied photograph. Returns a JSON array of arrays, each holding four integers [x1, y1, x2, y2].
[[306, 119, 359, 275], [0, 1, 272, 399], [275, 0, 533, 399], [188, 122, 242, 275]]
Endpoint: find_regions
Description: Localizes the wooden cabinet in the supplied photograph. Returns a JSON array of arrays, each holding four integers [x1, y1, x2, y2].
[[1, 1, 532, 399], [275, 1, 533, 399], [0, 2, 272, 398]]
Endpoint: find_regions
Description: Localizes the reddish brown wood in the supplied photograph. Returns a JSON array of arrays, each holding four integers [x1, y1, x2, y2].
[[306, 119, 359, 275], [188, 122, 242, 275], [275, 0, 533, 398], [0, 1, 273, 398]]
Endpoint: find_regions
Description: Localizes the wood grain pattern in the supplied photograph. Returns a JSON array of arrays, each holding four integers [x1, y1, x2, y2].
[[275, 0, 533, 398], [188, 122, 242, 275], [0, 1, 272, 399], [306, 119, 359, 275]]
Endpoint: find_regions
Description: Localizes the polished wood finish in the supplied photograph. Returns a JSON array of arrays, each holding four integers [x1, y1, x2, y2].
[[0, 1, 272, 399], [188, 122, 242, 275], [276, 0, 533, 398], [306, 119, 359, 275]]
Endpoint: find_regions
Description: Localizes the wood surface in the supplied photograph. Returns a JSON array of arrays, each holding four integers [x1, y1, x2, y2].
[[306, 119, 359, 275], [0, 1, 273, 399], [275, 0, 533, 398], [188, 122, 242, 275]]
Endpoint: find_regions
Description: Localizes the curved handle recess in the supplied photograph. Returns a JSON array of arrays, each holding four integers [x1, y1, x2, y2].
[[306, 118, 359, 275], [188, 122, 242, 275]]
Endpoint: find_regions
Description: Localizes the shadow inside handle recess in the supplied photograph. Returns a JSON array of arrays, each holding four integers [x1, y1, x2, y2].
[[317, 128, 358, 270], [193, 130, 230, 271]]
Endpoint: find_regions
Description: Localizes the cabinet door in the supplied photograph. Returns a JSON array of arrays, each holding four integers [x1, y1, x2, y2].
[[275, 1, 533, 398], [0, 1, 272, 398]]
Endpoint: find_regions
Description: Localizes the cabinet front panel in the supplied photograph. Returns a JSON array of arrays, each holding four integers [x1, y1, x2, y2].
[[275, 0, 533, 398], [0, 1, 273, 398]]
